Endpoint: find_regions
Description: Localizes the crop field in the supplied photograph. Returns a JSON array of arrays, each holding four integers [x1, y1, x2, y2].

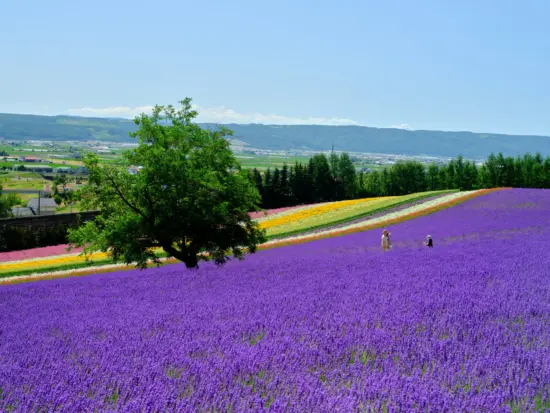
[[234, 154, 384, 171], [235, 155, 311, 170], [0, 188, 549, 412], [0, 171, 49, 190]]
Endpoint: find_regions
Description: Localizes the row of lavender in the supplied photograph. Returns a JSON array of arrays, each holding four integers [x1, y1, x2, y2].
[[0, 189, 549, 412]]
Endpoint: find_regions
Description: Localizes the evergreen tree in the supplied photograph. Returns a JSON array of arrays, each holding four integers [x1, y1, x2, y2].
[[252, 168, 263, 199], [427, 163, 439, 190], [280, 163, 291, 206], [263, 168, 274, 208], [338, 153, 357, 199], [272, 168, 282, 207], [311, 154, 333, 202]]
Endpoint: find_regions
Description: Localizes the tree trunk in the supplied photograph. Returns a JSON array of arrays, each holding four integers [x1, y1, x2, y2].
[[161, 243, 200, 269], [183, 254, 199, 269]]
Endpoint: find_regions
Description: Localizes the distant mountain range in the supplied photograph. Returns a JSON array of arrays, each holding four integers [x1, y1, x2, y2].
[[1, 112, 549, 159]]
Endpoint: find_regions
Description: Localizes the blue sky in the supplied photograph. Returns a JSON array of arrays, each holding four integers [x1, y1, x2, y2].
[[1, 0, 549, 135]]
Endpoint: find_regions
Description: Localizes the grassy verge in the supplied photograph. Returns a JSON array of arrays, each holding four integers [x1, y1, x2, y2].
[[266, 190, 456, 240]]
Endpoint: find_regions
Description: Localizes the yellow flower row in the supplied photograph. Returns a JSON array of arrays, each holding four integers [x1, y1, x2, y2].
[[0, 251, 110, 272], [260, 197, 392, 231]]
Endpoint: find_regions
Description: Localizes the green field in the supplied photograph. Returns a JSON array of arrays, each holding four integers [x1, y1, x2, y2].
[[0, 161, 78, 170], [236, 155, 311, 170], [235, 154, 386, 171], [0, 171, 49, 190]]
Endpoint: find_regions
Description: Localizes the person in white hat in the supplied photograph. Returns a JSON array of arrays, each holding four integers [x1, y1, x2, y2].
[[381, 229, 392, 251], [424, 235, 433, 248]]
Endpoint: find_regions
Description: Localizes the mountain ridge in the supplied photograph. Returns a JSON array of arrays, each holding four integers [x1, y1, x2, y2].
[[1, 112, 549, 158]]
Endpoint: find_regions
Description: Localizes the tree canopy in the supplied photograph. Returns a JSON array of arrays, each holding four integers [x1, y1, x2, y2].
[[68, 98, 266, 269]]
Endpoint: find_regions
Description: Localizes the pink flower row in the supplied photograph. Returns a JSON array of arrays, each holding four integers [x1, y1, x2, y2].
[[0, 245, 82, 263], [0, 205, 310, 263]]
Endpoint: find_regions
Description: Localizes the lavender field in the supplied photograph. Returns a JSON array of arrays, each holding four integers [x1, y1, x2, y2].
[[1, 189, 549, 412]]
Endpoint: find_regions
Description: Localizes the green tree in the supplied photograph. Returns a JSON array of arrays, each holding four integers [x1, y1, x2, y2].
[[53, 174, 68, 197], [0, 187, 21, 217], [280, 163, 292, 206], [427, 163, 439, 190], [68, 98, 266, 269], [53, 194, 63, 206], [271, 167, 282, 206], [252, 168, 263, 201], [329, 150, 342, 199], [0, 185, 11, 218], [310, 154, 333, 202], [338, 153, 357, 199], [262, 168, 274, 208]]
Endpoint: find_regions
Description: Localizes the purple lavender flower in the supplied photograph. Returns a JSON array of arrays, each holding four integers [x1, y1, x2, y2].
[[0, 188, 549, 412]]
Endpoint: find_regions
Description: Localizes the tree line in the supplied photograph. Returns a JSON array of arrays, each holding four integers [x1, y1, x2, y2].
[[246, 152, 357, 209], [247, 152, 550, 209]]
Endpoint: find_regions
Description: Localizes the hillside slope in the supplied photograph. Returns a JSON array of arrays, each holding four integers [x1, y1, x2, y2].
[[1, 113, 549, 158]]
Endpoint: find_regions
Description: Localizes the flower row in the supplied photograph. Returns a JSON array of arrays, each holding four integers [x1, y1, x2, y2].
[[259, 196, 385, 230], [0, 190, 495, 283], [262, 189, 503, 248]]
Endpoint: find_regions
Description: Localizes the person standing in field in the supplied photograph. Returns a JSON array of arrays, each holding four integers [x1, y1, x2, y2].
[[381, 229, 391, 251], [424, 235, 433, 248]]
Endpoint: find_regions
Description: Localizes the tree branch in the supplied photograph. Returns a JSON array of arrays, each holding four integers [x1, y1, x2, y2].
[[144, 187, 155, 222], [103, 170, 147, 220]]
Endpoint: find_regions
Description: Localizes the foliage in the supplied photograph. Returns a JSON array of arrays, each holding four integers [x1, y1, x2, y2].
[[53, 194, 62, 206], [52, 174, 68, 196], [251, 152, 356, 209], [0, 224, 69, 252], [3, 193, 22, 209], [68, 98, 266, 269], [0, 186, 20, 217], [0, 185, 9, 218]]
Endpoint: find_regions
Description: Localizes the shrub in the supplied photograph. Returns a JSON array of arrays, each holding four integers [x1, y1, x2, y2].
[[0, 224, 69, 252], [0, 212, 99, 252]]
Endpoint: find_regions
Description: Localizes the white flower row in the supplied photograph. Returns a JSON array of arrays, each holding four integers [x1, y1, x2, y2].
[[263, 190, 480, 246], [254, 201, 335, 223]]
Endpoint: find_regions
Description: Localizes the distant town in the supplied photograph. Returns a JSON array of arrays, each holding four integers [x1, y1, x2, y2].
[[1, 138, 486, 176]]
